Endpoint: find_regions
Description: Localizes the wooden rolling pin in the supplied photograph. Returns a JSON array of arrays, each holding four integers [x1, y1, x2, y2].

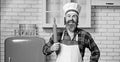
[[53, 18, 58, 43], [53, 18, 61, 56]]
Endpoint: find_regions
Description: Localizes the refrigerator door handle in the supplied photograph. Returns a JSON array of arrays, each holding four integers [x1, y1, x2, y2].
[[8, 57, 11, 62]]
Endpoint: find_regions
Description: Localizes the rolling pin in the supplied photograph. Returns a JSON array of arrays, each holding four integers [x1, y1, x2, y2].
[[53, 18, 61, 56], [53, 18, 58, 43]]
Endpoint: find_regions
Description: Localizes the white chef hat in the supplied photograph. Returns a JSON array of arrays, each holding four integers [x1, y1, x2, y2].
[[63, 3, 81, 15]]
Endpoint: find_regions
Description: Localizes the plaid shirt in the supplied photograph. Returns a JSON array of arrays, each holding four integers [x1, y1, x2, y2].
[[43, 28, 100, 62]]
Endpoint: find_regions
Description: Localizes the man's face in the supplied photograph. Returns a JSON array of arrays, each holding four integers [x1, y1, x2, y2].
[[65, 11, 78, 32]]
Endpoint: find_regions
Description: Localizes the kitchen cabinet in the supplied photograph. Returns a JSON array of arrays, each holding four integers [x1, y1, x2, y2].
[[92, 0, 120, 6]]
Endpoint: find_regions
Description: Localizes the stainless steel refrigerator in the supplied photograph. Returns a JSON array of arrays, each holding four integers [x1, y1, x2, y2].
[[5, 37, 46, 62]]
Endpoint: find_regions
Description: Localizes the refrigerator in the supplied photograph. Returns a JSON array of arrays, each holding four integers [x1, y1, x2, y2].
[[5, 37, 46, 62]]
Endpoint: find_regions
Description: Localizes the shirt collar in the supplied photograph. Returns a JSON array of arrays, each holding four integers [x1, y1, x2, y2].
[[64, 28, 78, 35], [62, 28, 78, 40]]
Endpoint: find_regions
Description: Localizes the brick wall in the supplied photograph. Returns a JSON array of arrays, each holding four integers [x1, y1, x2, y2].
[[1, 0, 120, 62], [90, 6, 120, 62], [1, 0, 44, 62]]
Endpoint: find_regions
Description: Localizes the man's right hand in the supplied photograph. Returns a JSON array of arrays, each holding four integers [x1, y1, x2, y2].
[[50, 43, 60, 51]]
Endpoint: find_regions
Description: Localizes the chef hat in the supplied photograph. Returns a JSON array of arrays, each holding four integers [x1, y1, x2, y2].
[[63, 3, 81, 15]]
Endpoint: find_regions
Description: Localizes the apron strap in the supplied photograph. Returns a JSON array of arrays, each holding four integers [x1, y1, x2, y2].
[[61, 30, 65, 40]]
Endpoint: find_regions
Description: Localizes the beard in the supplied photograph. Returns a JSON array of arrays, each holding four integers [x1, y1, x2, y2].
[[66, 23, 77, 32], [65, 19, 78, 32]]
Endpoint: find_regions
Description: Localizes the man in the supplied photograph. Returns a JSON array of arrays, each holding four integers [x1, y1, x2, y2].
[[43, 3, 100, 62]]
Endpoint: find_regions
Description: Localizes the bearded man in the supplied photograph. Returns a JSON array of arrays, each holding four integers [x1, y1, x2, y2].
[[43, 3, 100, 62]]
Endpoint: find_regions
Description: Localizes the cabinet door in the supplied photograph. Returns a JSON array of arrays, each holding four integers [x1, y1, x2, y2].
[[106, 0, 120, 6], [92, 0, 120, 6], [5, 37, 46, 62], [92, 0, 107, 6]]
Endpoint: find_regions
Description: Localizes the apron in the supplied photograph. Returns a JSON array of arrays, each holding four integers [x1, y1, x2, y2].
[[56, 33, 82, 62]]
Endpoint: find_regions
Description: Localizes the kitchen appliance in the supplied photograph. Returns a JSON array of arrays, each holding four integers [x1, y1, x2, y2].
[[5, 37, 46, 62]]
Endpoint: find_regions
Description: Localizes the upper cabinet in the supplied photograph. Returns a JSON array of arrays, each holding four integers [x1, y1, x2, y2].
[[92, 0, 120, 6]]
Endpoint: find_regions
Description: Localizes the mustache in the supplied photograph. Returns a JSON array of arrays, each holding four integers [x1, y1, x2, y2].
[[66, 20, 76, 24]]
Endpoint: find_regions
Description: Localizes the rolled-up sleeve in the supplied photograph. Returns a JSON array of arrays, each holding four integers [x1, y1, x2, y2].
[[43, 35, 54, 55]]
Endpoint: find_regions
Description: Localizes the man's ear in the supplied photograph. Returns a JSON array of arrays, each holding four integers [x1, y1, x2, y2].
[[64, 17, 66, 25]]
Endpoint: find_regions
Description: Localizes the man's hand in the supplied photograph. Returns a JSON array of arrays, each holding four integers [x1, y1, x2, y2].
[[50, 43, 60, 51]]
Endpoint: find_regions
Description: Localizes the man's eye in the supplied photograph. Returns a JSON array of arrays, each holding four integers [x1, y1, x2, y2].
[[73, 15, 77, 17], [67, 15, 71, 17]]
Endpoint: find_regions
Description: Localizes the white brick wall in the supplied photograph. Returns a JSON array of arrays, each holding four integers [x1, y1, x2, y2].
[[90, 6, 120, 62], [1, 0, 120, 62], [1, 0, 43, 62]]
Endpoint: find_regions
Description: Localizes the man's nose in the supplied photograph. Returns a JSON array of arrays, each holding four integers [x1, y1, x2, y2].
[[69, 17, 73, 20]]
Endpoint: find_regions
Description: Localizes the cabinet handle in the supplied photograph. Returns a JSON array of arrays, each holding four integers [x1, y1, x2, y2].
[[8, 57, 11, 62], [106, 3, 114, 5]]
